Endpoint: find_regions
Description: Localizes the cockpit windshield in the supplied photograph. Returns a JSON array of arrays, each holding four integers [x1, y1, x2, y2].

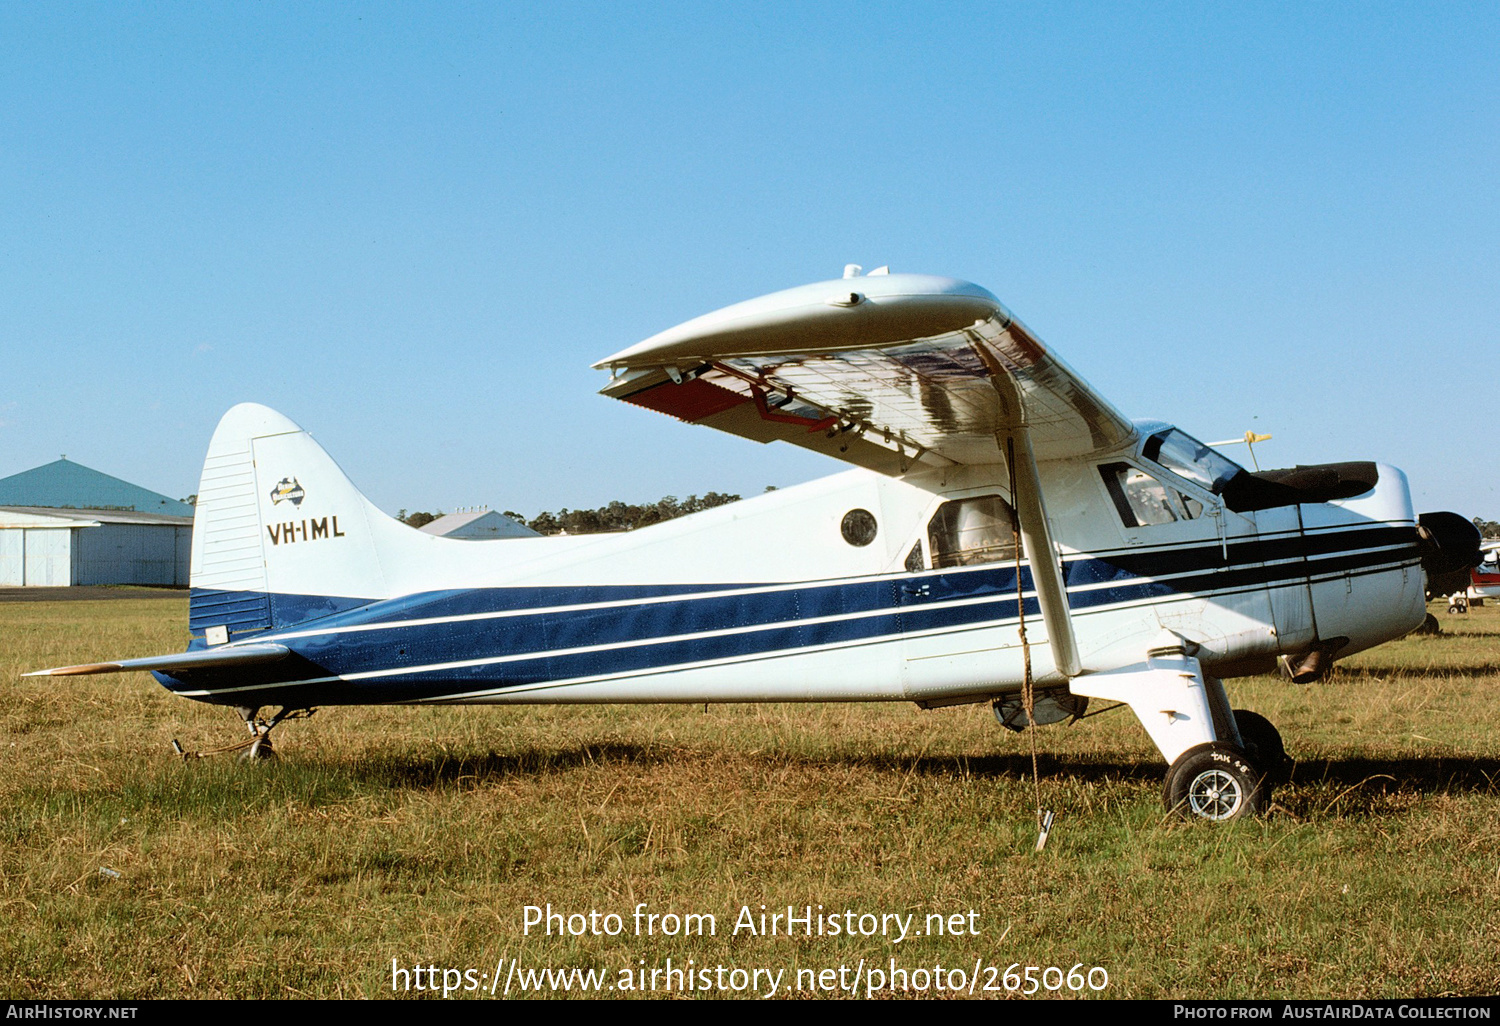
[[1142, 428, 1243, 495]]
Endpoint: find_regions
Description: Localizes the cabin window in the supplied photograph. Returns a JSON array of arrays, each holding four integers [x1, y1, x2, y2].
[[1101, 463, 1201, 528], [841, 508, 878, 546], [927, 495, 1021, 568]]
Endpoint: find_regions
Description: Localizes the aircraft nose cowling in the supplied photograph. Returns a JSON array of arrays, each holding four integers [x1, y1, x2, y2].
[[1417, 511, 1483, 595]]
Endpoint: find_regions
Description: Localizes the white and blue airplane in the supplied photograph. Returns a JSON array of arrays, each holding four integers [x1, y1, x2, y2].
[[29, 269, 1481, 821]]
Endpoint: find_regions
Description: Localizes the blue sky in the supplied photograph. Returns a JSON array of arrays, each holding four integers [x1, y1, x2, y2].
[[2, 3, 1496, 519]]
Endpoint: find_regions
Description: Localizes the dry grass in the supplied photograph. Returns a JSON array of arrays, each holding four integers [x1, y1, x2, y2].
[[2, 596, 1499, 999]]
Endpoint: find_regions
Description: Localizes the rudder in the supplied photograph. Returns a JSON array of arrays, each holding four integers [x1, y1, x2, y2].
[[189, 403, 396, 642]]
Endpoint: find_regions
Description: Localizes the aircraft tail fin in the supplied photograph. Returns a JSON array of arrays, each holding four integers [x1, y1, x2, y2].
[[189, 403, 399, 642]]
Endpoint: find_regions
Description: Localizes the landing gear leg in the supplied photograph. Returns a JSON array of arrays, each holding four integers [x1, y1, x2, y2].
[[1068, 635, 1272, 821], [1157, 694, 1277, 820]]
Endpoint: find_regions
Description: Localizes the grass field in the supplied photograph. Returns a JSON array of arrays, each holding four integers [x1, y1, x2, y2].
[[3, 595, 1498, 999]]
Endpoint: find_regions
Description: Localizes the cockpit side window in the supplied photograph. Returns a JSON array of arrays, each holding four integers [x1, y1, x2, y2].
[[904, 541, 925, 573], [1101, 463, 1200, 528], [927, 495, 1021, 568], [1144, 428, 1243, 495]]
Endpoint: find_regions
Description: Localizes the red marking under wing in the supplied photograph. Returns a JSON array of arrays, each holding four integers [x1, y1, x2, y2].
[[621, 377, 752, 422]]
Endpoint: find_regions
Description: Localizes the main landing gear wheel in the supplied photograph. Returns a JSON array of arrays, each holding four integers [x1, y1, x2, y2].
[[1163, 743, 1267, 821], [1232, 709, 1289, 784]]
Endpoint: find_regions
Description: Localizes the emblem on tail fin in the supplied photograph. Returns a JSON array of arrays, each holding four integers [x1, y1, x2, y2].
[[270, 477, 306, 506]]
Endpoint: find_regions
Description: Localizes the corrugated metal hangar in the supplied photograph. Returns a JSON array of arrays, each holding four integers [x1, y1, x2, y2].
[[418, 510, 539, 540], [0, 459, 194, 587], [0, 508, 192, 586]]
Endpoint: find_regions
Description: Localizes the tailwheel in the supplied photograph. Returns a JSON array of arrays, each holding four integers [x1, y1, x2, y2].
[[1163, 743, 1267, 821], [238, 733, 278, 763], [191, 705, 315, 763], [1232, 709, 1289, 784]]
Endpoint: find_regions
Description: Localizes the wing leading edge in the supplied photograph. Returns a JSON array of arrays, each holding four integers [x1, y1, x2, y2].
[[594, 272, 1136, 475]]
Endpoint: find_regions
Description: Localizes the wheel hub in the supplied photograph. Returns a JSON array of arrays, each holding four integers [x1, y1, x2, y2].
[[1188, 769, 1243, 820]]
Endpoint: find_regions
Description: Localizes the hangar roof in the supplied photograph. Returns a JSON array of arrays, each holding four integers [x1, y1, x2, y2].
[[0, 459, 194, 517], [0, 506, 193, 528]]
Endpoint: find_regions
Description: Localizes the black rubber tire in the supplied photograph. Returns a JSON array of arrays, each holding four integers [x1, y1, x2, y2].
[[1409, 613, 1442, 636], [1163, 742, 1267, 821], [1232, 709, 1289, 784]]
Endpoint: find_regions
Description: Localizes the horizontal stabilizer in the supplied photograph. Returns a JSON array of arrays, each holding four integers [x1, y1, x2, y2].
[[25, 643, 290, 677]]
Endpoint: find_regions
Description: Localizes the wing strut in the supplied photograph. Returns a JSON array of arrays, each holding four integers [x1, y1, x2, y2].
[[1004, 431, 1081, 678], [985, 356, 1081, 679]]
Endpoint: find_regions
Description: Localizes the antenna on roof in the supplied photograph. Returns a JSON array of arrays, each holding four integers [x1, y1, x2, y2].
[[1208, 430, 1273, 471]]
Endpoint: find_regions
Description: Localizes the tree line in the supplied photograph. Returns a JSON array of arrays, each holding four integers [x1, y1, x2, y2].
[[203, 499, 1500, 540], [397, 491, 746, 535]]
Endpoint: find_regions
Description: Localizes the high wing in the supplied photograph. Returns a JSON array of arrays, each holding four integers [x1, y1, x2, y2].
[[594, 272, 1136, 476]]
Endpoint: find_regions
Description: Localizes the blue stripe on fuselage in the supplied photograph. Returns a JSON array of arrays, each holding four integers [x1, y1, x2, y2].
[[168, 525, 1418, 703]]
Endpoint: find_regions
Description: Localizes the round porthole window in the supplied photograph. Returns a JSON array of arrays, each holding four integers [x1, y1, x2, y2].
[[841, 508, 878, 547]]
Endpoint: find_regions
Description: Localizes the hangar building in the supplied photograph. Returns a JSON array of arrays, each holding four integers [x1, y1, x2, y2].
[[0, 459, 194, 587], [0, 459, 194, 516], [418, 510, 539, 540]]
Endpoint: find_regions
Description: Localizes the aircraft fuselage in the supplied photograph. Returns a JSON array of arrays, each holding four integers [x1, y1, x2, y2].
[[159, 423, 1425, 714]]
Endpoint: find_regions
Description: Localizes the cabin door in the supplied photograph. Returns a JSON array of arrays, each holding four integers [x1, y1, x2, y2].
[[897, 492, 1028, 701]]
